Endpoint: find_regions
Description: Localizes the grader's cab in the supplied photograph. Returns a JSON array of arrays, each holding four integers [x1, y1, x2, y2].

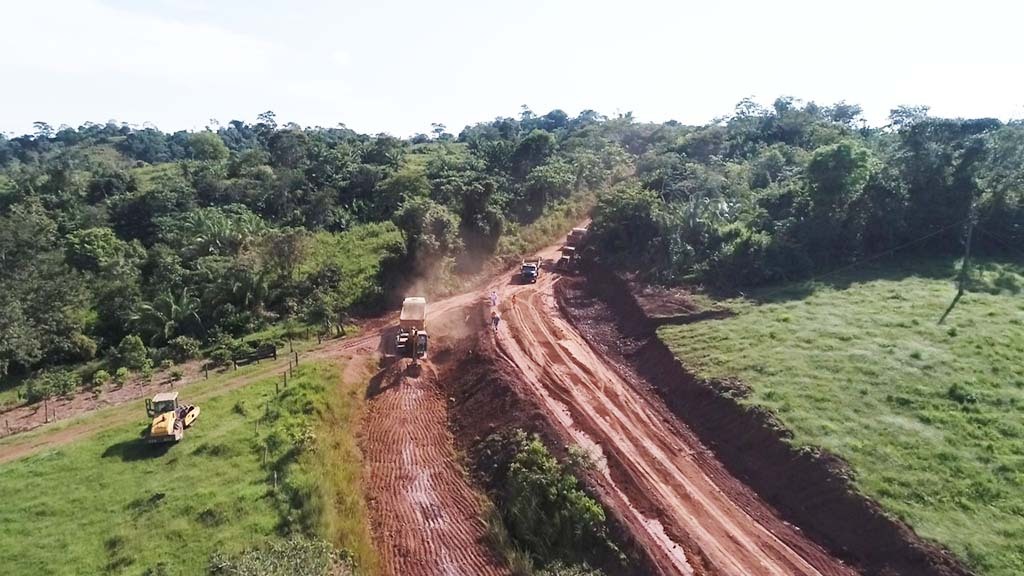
[[145, 391, 200, 444], [395, 297, 428, 360]]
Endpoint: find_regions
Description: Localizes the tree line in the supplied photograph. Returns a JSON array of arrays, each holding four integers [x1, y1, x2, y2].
[[0, 108, 630, 384], [587, 99, 1023, 288], [3, 99, 1020, 389]]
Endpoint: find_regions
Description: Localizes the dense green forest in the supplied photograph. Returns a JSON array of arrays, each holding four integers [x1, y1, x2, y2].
[[0, 108, 629, 388], [2, 99, 1021, 395], [588, 99, 1023, 288]]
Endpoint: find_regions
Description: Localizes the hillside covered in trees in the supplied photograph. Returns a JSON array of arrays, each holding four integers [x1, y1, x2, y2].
[[2, 99, 1022, 390], [0, 108, 630, 385], [588, 99, 1023, 288]]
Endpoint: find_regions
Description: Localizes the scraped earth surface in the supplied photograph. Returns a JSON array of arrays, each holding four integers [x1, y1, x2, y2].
[[348, 239, 855, 576], [359, 359, 507, 576], [483, 244, 855, 576]]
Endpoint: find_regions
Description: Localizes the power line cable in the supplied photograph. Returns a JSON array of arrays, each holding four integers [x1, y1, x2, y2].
[[976, 227, 1024, 259], [739, 218, 969, 301]]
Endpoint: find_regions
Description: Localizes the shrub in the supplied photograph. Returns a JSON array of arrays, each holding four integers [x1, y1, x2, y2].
[[140, 359, 154, 382], [71, 333, 98, 361], [208, 538, 354, 576], [159, 359, 175, 370], [208, 348, 233, 368], [948, 383, 978, 405], [167, 336, 201, 363], [475, 430, 622, 568], [113, 335, 148, 370], [23, 370, 81, 404], [114, 367, 130, 386], [170, 369, 184, 382], [91, 369, 112, 387]]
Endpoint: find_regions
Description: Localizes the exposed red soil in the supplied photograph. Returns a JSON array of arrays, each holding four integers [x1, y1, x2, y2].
[[436, 306, 664, 576], [572, 263, 973, 576], [358, 356, 508, 576], [475, 244, 855, 576]]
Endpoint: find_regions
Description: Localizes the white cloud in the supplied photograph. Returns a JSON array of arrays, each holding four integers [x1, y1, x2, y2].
[[331, 50, 352, 67]]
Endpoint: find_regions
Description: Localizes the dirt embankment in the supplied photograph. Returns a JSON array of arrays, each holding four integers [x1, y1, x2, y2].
[[569, 264, 973, 576]]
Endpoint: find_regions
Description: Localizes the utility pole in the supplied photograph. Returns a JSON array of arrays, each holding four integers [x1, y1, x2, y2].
[[939, 207, 977, 324]]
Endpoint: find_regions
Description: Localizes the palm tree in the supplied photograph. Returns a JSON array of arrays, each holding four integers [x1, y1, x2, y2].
[[133, 287, 203, 347]]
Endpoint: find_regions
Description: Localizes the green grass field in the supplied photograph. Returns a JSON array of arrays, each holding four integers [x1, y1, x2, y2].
[[0, 361, 372, 576], [659, 258, 1024, 576]]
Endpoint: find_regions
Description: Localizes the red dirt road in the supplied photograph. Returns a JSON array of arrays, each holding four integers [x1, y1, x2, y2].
[[489, 244, 855, 576], [359, 359, 507, 576]]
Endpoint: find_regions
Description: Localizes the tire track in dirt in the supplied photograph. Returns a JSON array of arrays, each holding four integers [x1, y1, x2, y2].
[[490, 245, 855, 576], [359, 359, 507, 576]]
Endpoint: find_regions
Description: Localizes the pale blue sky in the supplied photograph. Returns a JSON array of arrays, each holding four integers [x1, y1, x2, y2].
[[2, 0, 1022, 137]]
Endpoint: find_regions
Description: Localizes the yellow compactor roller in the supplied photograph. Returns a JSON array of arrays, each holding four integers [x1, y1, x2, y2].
[[145, 391, 200, 443]]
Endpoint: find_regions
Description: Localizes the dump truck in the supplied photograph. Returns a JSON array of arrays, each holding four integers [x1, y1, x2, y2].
[[557, 245, 581, 272], [565, 227, 588, 249], [145, 391, 200, 443], [396, 296, 428, 359], [521, 259, 541, 283]]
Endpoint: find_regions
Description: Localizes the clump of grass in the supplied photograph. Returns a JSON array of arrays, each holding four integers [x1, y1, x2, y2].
[[947, 383, 977, 406]]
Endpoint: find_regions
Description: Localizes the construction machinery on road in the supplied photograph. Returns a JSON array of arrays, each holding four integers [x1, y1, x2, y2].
[[396, 296, 428, 360], [557, 246, 578, 271], [557, 226, 588, 272], [520, 259, 541, 283], [565, 227, 588, 249], [145, 391, 200, 443]]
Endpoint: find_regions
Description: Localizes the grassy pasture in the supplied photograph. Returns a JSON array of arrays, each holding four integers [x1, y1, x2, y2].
[[0, 361, 373, 575], [659, 258, 1024, 575]]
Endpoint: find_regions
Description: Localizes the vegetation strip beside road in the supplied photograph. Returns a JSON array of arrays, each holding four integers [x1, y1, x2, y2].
[[660, 259, 1024, 576]]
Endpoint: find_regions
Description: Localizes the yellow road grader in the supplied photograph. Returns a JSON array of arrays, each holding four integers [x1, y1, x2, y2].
[[395, 296, 428, 360]]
